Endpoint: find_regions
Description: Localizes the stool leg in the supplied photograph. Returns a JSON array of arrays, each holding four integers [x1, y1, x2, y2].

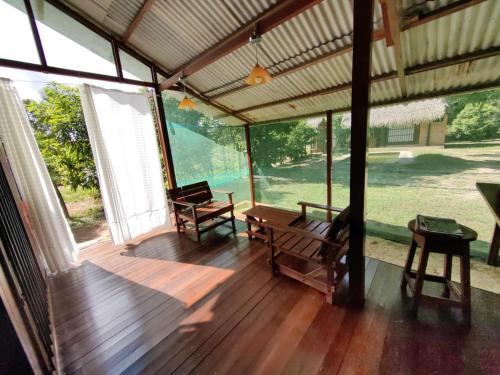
[[443, 253, 453, 298], [401, 239, 418, 290], [460, 247, 472, 325], [412, 245, 430, 315]]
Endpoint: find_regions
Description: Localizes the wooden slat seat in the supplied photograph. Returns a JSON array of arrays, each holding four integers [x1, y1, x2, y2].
[[263, 203, 350, 304], [177, 201, 233, 222], [167, 181, 236, 242]]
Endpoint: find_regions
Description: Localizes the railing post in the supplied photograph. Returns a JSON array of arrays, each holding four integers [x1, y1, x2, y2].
[[244, 124, 256, 207], [349, 0, 374, 306], [326, 110, 333, 221], [24, 0, 47, 68]]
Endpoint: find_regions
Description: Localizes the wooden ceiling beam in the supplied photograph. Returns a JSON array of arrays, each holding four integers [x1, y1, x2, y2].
[[401, 0, 486, 31], [380, 0, 407, 97], [251, 79, 500, 126], [233, 46, 500, 115], [180, 83, 252, 123], [159, 0, 323, 91], [122, 0, 157, 42], [234, 72, 396, 114], [208, 30, 386, 100]]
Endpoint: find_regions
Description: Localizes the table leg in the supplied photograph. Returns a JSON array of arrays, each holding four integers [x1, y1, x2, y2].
[[443, 253, 452, 298], [412, 244, 430, 315], [487, 224, 499, 266], [401, 238, 417, 290], [460, 246, 472, 325]]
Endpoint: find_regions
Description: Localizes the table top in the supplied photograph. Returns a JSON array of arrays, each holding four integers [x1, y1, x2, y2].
[[242, 205, 302, 226], [476, 182, 500, 226], [408, 219, 477, 242]]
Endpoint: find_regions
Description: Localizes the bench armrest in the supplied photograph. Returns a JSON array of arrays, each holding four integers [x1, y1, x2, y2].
[[250, 219, 341, 249], [297, 201, 343, 213], [212, 189, 233, 195], [212, 189, 234, 204], [172, 200, 197, 208]]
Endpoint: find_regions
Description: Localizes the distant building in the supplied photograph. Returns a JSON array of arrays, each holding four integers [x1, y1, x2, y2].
[[341, 99, 448, 148]]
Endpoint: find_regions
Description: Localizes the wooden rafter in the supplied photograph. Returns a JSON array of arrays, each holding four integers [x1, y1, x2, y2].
[[122, 0, 157, 42], [159, 0, 322, 91], [231, 46, 500, 115], [401, 0, 487, 30], [380, 0, 407, 97]]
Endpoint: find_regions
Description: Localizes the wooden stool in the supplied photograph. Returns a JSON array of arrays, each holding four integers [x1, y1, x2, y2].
[[401, 219, 477, 324]]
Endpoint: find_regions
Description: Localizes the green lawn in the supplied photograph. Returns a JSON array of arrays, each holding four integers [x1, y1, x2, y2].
[[222, 142, 500, 259]]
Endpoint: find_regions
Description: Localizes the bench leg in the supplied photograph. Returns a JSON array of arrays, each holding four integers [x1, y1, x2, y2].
[[194, 223, 201, 243], [231, 211, 236, 234], [174, 213, 181, 233], [326, 253, 333, 304]]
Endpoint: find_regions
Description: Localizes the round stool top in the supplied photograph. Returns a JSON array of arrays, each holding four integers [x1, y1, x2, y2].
[[408, 219, 477, 242]]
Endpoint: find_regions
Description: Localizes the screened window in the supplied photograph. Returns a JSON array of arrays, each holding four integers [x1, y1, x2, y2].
[[251, 119, 327, 217], [0, 0, 39, 63], [31, 0, 116, 75], [162, 91, 250, 215], [331, 113, 350, 209], [120, 49, 152, 82]]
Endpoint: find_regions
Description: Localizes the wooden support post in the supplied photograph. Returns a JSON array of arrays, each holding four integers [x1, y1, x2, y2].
[[326, 110, 333, 222], [349, 0, 374, 306], [244, 124, 256, 207], [153, 85, 177, 188]]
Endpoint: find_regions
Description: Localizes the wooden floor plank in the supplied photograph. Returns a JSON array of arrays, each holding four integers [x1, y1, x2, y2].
[[49, 223, 500, 375]]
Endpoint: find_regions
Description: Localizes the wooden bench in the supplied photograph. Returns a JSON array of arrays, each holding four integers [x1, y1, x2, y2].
[[167, 181, 236, 242], [255, 202, 350, 304]]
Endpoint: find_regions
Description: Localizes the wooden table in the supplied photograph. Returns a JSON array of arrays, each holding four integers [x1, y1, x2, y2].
[[476, 182, 500, 265], [242, 205, 301, 241]]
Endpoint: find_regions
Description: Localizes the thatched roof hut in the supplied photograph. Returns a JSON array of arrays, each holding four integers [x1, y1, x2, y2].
[[341, 99, 447, 128]]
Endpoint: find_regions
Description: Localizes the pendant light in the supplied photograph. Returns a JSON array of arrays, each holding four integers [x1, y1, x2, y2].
[[178, 77, 196, 110], [245, 31, 272, 86]]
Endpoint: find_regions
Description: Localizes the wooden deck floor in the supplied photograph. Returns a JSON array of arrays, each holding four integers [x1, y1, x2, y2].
[[50, 222, 500, 375]]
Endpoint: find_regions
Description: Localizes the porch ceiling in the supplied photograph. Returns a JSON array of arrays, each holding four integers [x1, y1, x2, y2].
[[61, 0, 500, 124]]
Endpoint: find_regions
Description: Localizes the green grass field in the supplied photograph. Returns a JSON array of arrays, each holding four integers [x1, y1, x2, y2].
[[219, 142, 500, 259]]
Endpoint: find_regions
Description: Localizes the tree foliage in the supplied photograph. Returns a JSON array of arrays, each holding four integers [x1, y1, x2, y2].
[[447, 102, 500, 141], [24, 82, 99, 192], [446, 89, 500, 141], [250, 121, 318, 167]]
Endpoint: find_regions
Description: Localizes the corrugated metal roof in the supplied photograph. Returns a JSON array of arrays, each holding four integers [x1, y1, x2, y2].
[[60, 0, 500, 125]]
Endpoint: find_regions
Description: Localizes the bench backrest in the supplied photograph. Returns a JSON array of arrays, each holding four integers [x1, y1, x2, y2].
[[167, 181, 213, 205], [327, 206, 350, 242]]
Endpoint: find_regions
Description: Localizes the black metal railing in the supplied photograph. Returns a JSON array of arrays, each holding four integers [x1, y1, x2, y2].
[[0, 160, 53, 373]]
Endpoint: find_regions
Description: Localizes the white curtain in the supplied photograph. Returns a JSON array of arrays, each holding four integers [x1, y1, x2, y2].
[[80, 84, 169, 245], [0, 78, 78, 273]]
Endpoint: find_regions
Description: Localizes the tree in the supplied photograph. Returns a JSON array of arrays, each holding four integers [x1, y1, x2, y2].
[[24, 83, 99, 202], [446, 89, 500, 125], [447, 102, 500, 141], [250, 121, 318, 167]]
